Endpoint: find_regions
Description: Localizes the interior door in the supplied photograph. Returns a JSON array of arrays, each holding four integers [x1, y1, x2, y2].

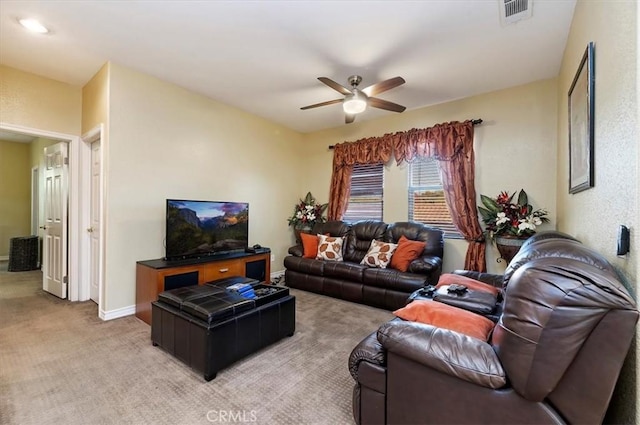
[[89, 140, 101, 303], [42, 142, 68, 299]]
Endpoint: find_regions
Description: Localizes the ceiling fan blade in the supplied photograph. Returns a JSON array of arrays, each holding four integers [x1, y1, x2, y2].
[[361, 76, 405, 97], [300, 98, 343, 110], [318, 77, 352, 95], [369, 97, 406, 113], [345, 113, 356, 124]]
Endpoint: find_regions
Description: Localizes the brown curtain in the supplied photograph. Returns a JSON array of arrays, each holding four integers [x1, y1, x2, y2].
[[328, 120, 485, 271], [393, 121, 486, 271], [328, 136, 392, 220]]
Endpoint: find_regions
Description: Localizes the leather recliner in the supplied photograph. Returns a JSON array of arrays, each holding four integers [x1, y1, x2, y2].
[[453, 230, 581, 288], [349, 234, 638, 424]]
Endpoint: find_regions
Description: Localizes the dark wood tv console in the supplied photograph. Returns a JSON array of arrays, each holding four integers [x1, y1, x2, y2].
[[135, 249, 271, 325]]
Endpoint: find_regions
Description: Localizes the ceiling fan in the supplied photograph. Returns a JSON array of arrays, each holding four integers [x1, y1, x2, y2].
[[301, 75, 406, 124]]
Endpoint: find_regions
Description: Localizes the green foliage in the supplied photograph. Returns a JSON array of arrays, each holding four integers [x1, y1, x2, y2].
[[478, 189, 549, 243], [288, 192, 328, 227]]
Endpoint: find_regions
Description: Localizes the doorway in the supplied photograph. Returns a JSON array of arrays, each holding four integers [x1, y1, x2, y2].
[[0, 123, 90, 305]]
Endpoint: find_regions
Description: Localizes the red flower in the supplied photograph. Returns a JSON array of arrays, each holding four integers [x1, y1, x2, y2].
[[496, 191, 512, 205], [478, 189, 550, 241]]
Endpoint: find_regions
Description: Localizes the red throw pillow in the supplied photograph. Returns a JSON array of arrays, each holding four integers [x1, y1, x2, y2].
[[390, 235, 425, 272], [394, 300, 495, 341], [436, 273, 501, 297], [300, 233, 320, 259]]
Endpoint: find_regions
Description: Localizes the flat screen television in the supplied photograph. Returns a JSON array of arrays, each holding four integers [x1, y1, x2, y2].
[[165, 199, 249, 260]]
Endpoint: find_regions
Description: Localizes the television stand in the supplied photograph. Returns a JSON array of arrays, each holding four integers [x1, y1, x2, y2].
[[135, 249, 271, 325]]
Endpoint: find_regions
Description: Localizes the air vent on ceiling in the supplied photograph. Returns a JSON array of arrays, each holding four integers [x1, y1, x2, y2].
[[500, 0, 532, 25]]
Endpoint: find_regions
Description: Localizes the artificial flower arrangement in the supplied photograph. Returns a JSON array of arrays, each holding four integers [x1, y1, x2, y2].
[[287, 192, 328, 228], [478, 189, 549, 241]]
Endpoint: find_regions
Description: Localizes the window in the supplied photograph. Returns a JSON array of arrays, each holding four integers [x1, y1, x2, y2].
[[408, 158, 460, 237], [343, 163, 384, 222]]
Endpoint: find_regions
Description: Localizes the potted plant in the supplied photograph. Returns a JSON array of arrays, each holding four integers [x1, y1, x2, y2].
[[478, 189, 549, 262], [288, 192, 328, 242]]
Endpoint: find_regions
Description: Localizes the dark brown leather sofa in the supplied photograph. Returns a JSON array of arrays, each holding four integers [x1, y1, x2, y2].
[[284, 220, 444, 310], [349, 233, 638, 424]]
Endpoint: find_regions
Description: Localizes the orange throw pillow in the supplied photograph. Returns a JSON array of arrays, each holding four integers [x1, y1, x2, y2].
[[436, 273, 501, 297], [300, 233, 331, 259], [390, 235, 425, 272], [394, 300, 495, 341], [300, 233, 320, 259]]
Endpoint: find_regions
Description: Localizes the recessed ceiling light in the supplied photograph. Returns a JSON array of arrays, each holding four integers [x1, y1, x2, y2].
[[19, 18, 49, 34]]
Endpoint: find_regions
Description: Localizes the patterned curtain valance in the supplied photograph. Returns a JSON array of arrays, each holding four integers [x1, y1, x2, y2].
[[331, 120, 475, 167], [392, 120, 474, 163], [331, 135, 393, 168]]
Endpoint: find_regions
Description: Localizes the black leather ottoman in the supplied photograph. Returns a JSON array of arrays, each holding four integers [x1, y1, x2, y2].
[[406, 286, 502, 322], [151, 284, 295, 381]]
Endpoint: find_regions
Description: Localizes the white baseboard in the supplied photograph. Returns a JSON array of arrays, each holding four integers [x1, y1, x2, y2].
[[0, 256, 8, 261], [99, 305, 136, 321], [270, 270, 285, 279]]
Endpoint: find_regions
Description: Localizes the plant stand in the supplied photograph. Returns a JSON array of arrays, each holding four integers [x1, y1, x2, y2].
[[495, 235, 529, 263]]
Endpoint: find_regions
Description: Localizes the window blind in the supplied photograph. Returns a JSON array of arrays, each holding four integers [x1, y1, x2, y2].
[[408, 158, 460, 237], [343, 163, 383, 222]]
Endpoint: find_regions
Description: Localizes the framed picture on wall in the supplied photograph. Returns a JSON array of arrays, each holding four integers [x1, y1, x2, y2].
[[568, 42, 595, 194]]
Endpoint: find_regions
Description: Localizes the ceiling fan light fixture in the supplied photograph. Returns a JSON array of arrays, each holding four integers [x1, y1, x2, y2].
[[18, 18, 49, 34], [343, 91, 367, 114], [301, 75, 405, 122]]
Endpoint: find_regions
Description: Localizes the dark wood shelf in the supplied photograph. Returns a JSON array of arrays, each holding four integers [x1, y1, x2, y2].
[[138, 248, 271, 269], [135, 250, 271, 325]]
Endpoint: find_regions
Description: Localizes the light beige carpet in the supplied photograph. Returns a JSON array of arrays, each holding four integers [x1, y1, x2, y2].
[[0, 264, 392, 425]]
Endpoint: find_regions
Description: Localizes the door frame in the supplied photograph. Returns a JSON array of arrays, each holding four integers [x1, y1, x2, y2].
[[0, 122, 83, 301], [30, 166, 39, 236], [81, 124, 105, 313]]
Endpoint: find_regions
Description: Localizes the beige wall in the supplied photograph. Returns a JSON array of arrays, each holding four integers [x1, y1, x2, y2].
[[0, 65, 82, 135], [301, 78, 559, 274], [0, 140, 31, 257], [102, 63, 303, 312], [556, 1, 638, 423], [557, 0, 638, 285], [82, 63, 109, 135]]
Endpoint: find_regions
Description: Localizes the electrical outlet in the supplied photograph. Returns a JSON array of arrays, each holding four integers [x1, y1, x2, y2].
[[270, 254, 275, 262]]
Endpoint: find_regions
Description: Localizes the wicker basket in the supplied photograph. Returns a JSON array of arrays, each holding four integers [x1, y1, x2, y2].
[[8, 236, 39, 272], [495, 235, 529, 264]]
